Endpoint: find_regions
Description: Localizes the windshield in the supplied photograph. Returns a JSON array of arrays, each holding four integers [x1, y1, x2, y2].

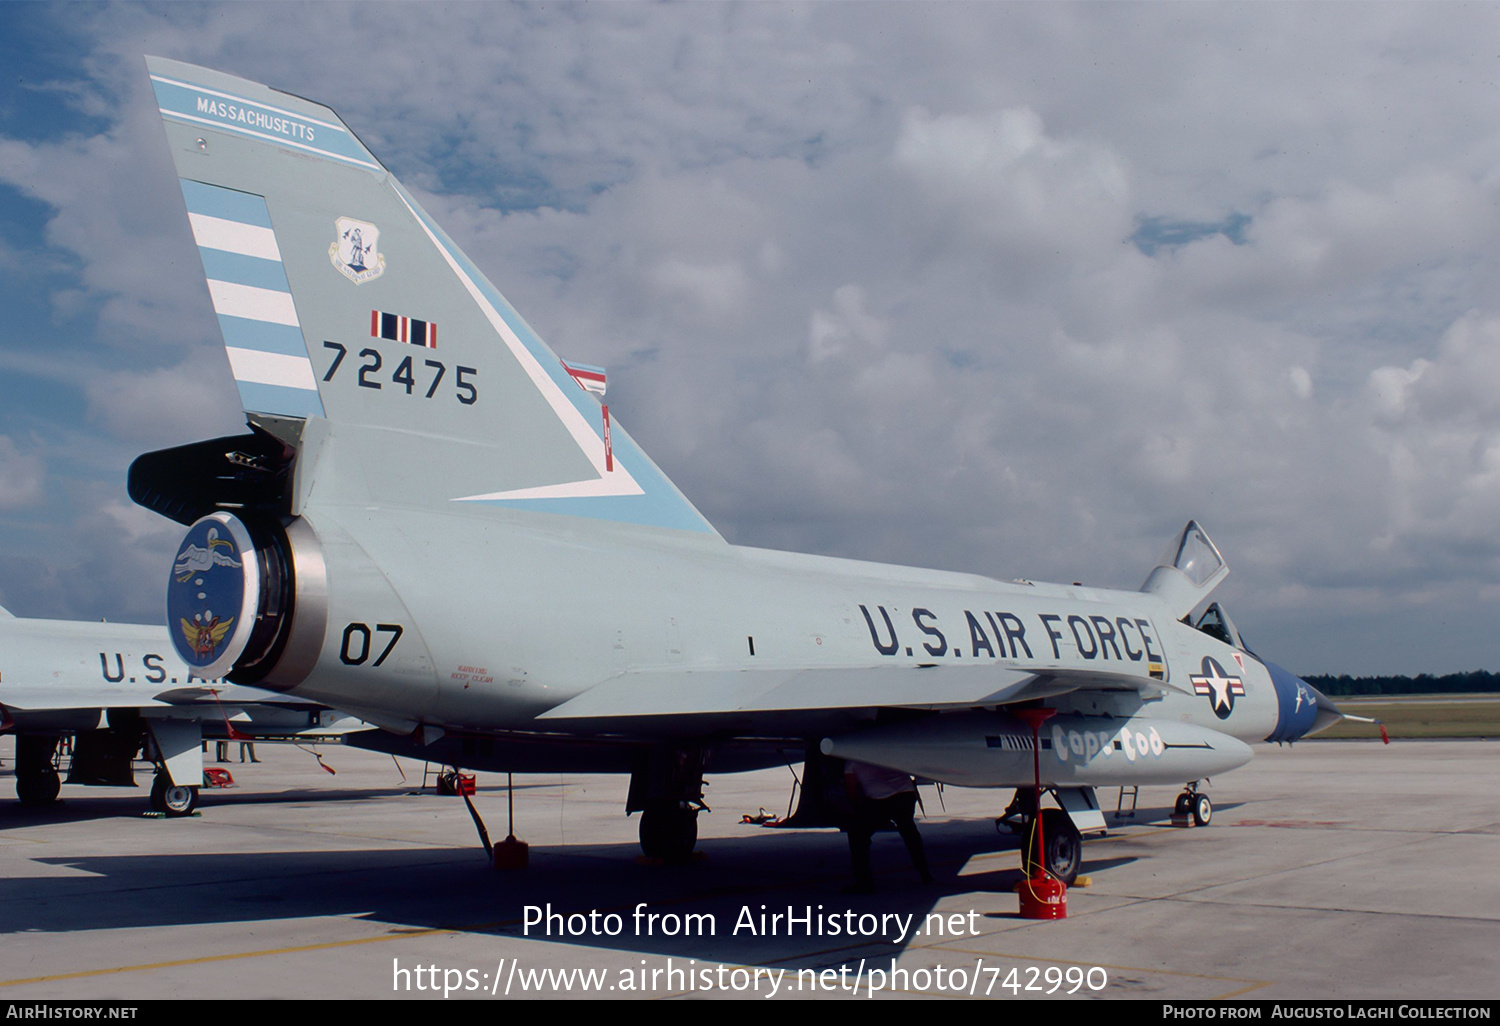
[[1194, 602, 1245, 649]]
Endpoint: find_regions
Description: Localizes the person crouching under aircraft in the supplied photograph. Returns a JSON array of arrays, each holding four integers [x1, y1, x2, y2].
[[842, 760, 935, 893]]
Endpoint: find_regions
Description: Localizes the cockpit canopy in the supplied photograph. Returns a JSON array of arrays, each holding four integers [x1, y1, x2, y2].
[[1140, 520, 1230, 617], [1158, 521, 1227, 588]]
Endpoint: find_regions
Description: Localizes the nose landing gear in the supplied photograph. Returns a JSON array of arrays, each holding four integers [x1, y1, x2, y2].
[[1173, 783, 1212, 827]]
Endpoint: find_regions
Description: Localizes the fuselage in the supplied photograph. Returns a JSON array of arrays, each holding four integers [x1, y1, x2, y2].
[[251, 499, 1316, 789]]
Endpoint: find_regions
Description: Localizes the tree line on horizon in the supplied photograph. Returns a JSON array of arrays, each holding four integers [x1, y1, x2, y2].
[[1301, 670, 1500, 696]]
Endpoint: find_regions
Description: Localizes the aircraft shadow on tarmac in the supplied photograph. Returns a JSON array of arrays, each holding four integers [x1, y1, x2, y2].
[[0, 776, 559, 824], [1, 809, 1211, 968], [0, 785, 433, 824]]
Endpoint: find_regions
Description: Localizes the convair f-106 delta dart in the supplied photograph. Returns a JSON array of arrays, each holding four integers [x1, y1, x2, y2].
[[0, 607, 363, 815], [131, 57, 1349, 879]]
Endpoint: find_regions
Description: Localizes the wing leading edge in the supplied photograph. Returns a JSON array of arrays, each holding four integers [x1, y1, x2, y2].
[[537, 663, 1183, 722]]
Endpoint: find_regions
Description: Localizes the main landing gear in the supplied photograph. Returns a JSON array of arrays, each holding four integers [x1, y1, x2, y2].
[[638, 799, 701, 861], [629, 746, 708, 862], [998, 789, 1083, 885], [13, 726, 200, 815], [149, 774, 199, 816], [15, 735, 62, 807]]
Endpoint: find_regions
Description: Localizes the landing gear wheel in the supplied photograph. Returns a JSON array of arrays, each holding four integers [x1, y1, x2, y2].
[[1022, 808, 1081, 885], [16, 769, 61, 807], [16, 735, 61, 807], [1191, 793, 1212, 827], [639, 800, 698, 861], [150, 776, 198, 817]]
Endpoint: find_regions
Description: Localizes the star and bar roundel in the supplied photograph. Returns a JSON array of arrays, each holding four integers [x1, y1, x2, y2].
[[1190, 655, 1245, 720]]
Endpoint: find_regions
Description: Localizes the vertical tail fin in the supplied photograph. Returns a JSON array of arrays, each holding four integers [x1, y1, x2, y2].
[[148, 57, 715, 534]]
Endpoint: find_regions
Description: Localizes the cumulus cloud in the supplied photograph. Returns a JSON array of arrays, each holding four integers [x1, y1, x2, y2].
[[0, 111, 214, 350], [0, 437, 44, 510], [893, 106, 1131, 268], [84, 347, 244, 447], [1289, 366, 1313, 401], [808, 285, 888, 363], [1362, 313, 1500, 566], [4, 3, 1500, 675]]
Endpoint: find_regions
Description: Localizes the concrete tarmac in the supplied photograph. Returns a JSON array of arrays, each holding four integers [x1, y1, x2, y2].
[[0, 737, 1495, 1001]]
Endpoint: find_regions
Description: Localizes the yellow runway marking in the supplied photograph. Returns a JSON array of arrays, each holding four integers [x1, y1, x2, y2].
[[0, 927, 452, 988]]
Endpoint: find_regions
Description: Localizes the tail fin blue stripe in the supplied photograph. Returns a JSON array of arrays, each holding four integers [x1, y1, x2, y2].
[[179, 179, 273, 228], [180, 179, 324, 419], [216, 316, 313, 360], [197, 249, 294, 293], [152, 75, 378, 172]]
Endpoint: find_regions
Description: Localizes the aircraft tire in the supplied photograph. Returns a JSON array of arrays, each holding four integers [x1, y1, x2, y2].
[[1191, 793, 1212, 827], [16, 769, 61, 807], [639, 800, 698, 861], [150, 776, 199, 817], [1023, 808, 1081, 885]]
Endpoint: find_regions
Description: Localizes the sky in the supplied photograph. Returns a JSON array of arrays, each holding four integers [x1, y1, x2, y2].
[[0, 2, 1498, 677]]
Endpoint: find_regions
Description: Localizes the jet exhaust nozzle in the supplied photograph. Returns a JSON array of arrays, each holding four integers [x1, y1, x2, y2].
[[166, 511, 326, 688]]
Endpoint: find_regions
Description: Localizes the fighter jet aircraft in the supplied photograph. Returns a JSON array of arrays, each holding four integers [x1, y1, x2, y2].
[[0, 605, 362, 815], [129, 58, 1350, 878]]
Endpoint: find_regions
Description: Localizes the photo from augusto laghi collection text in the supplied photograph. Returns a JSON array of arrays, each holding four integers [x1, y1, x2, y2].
[[1162, 1009, 1494, 1020]]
